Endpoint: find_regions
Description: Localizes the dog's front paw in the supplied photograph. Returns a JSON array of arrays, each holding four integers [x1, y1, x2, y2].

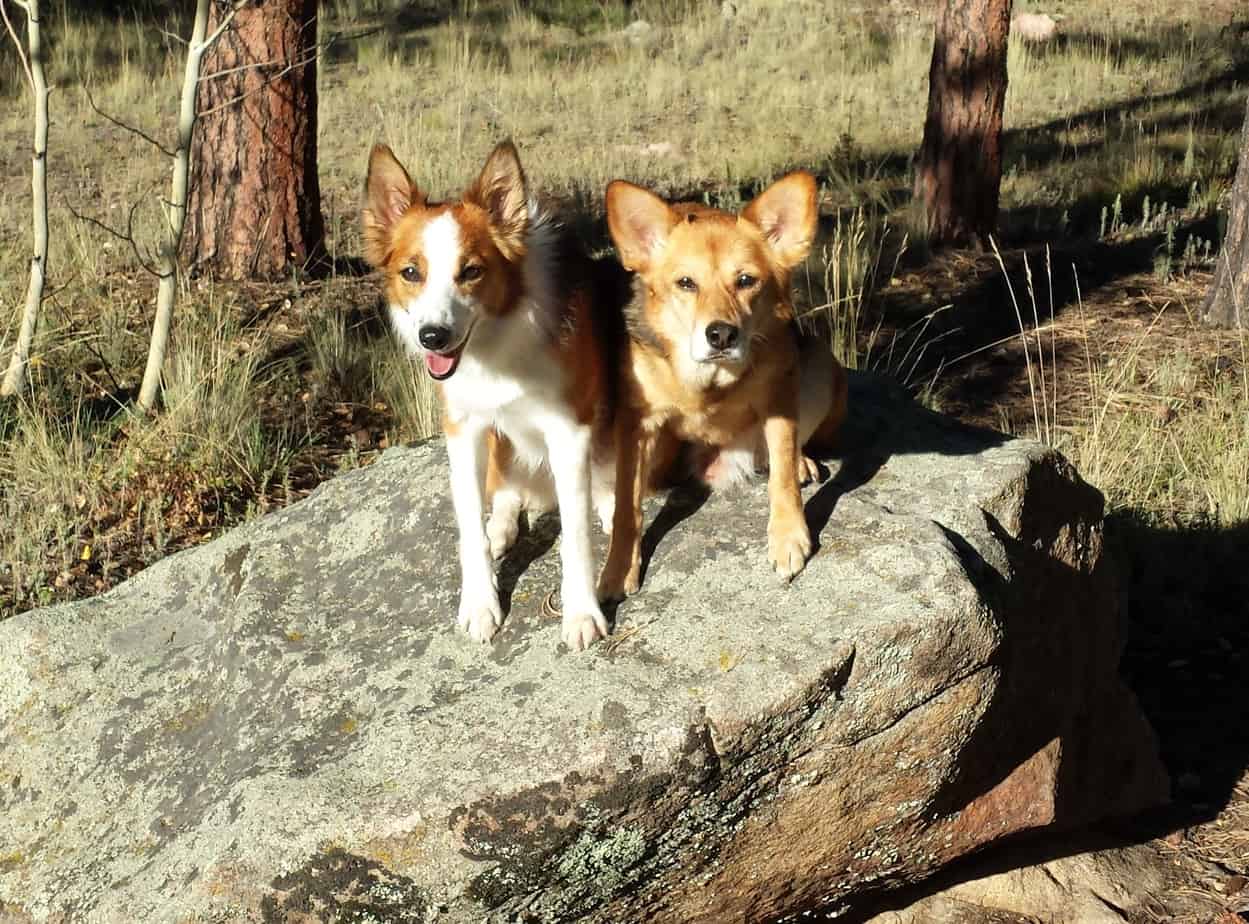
[[458, 587, 504, 643], [768, 517, 812, 582], [562, 610, 608, 651], [560, 592, 610, 651]]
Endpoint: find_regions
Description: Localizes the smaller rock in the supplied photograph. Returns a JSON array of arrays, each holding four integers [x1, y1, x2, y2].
[[867, 843, 1170, 924], [640, 142, 678, 158], [1013, 12, 1059, 42], [624, 19, 653, 44]]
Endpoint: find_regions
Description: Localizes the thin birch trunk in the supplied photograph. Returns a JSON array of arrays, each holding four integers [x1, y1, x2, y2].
[[136, 0, 239, 411], [1, 0, 49, 398]]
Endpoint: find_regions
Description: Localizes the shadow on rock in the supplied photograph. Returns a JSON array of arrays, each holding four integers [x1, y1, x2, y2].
[[808, 502, 1249, 923], [497, 512, 561, 616]]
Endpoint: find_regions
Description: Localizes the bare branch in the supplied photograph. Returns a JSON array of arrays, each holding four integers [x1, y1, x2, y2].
[[197, 45, 319, 84], [45, 290, 127, 398], [0, 0, 34, 92], [201, 0, 248, 50], [82, 86, 174, 157], [196, 46, 323, 119], [158, 27, 188, 47], [63, 194, 162, 278]]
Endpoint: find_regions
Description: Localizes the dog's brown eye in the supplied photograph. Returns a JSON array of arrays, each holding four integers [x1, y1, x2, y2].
[[736, 273, 757, 290], [401, 265, 422, 284], [676, 276, 697, 292], [458, 264, 483, 283]]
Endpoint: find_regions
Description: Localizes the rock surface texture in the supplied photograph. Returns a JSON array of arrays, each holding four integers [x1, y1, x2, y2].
[[0, 374, 1167, 923]]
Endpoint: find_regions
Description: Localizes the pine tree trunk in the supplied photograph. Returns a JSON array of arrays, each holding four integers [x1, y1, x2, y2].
[[183, 0, 325, 280], [1202, 95, 1249, 329], [914, 0, 1013, 248]]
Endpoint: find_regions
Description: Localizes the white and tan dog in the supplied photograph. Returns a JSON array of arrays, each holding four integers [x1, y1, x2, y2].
[[362, 141, 615, 650]]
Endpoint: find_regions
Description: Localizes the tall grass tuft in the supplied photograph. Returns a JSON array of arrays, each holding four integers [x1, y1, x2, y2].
[[798, 206, 902, 372]]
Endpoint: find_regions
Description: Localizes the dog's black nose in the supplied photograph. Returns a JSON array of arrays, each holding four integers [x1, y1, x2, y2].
[[419, 325, 453, 352], [705, 322, 740, 352]]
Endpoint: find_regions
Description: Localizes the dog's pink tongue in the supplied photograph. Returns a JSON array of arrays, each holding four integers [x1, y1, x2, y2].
[[425, 352, 457, 378]]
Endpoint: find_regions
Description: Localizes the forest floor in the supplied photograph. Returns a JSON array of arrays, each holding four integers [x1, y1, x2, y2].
[[0, 0, 1247, 920]]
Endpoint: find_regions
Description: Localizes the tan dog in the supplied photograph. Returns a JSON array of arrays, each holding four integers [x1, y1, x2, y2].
[[597, 172, 848, 599]]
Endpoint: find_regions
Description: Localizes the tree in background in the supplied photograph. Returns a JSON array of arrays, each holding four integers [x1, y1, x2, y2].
[[914, 0, 1013, 248], [0, 0, 49, 397], [1202, 95, 1249, 329], [183, 0, 325, 280], [137, 0, 241, 410]]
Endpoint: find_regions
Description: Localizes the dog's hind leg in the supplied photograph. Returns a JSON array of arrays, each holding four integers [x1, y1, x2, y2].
[[487, 489, 523, 561], [485, 433, 523, 561], [591, 453, 616, 536], [796, 337, 849, 481]]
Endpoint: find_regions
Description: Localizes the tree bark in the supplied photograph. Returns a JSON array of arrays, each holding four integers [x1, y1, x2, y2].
[[1, 0, 49, 398], [1202, 94, 1249, 329], [183, 0, 325, 280], [914, 0, 1013, 249]]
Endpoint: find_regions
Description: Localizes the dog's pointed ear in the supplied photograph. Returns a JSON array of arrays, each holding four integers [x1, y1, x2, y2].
[[606, 180, 675, 272], [468, 140, 529, 258], [742, 171, 818, 269], [362, 144, 424, 267]]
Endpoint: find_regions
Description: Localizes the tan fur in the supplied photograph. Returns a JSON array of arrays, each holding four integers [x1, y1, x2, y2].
[[599, 172, 848, 598]]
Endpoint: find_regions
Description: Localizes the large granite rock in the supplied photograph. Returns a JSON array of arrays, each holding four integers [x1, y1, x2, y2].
[[0, 374, 1166, 923]]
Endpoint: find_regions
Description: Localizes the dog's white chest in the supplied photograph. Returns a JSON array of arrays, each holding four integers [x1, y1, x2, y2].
[[442, 356, 570, 467], [442, 363, 528, 414]]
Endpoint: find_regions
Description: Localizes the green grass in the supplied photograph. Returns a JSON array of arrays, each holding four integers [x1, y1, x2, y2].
[[1, 0, 1248, 617]]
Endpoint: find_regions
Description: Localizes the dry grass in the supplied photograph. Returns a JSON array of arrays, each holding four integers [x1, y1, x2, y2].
[[990, 254, 1249, 528], [1188, 776, 1249, 876]]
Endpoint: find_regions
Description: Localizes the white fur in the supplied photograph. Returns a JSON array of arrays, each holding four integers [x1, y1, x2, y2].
[[445, 417, 502, 642], [391, 213, 474, 355], [392, 205, 609, 650], [677, 338, 747, 392]]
